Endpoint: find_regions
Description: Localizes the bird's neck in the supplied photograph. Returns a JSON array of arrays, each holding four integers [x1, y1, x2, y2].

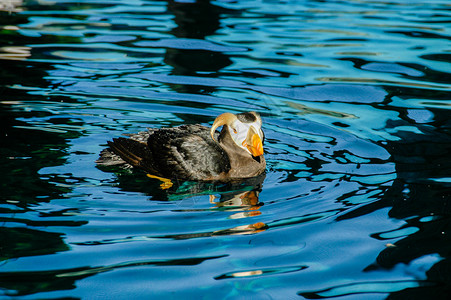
[[218, 127, 266, 178]]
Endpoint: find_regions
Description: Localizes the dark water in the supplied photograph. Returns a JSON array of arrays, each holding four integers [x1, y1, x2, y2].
[[1, 0, 450, 299]]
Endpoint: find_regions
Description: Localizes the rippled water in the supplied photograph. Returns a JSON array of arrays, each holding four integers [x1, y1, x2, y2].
[[1, 0, 450, 299]]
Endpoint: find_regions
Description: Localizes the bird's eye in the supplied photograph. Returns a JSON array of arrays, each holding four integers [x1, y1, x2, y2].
[[233, 128, 237, 134]]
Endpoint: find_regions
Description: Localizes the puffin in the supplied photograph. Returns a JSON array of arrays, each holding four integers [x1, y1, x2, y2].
[[97, 112, 266, 182]]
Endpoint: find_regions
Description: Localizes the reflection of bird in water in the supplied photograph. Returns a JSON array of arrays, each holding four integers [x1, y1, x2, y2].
[[97, 112, 266, 183], [210, 190, 263, 219], [210, 190, 261, 209]]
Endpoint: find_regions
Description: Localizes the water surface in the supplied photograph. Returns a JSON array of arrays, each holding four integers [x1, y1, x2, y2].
[[1, 0, 451, 299]]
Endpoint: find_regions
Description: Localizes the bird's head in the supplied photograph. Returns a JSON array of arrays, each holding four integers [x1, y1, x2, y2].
[[210, 112, 264, 157]]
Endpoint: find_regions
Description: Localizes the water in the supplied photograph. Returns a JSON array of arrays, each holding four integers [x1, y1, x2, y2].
[[1, 0, 450, 298]]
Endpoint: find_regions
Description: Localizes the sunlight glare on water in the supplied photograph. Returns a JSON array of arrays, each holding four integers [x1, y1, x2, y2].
[[0, 0, 450, 299]]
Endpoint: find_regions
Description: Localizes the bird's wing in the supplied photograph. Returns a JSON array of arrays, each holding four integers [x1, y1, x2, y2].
[[148, 125, 231, 181], [106, 137, 161, 175]]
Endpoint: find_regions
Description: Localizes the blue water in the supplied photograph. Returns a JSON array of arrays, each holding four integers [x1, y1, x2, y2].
[[1, 0, 450, 299]]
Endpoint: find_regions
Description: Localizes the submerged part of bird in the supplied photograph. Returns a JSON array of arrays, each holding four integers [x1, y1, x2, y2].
[[97, 112, 266, 183]]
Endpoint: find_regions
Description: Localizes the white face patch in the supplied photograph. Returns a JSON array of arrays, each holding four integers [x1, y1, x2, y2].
[[228, 119, 264, 154]]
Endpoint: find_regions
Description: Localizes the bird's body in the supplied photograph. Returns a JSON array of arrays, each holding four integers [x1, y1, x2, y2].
[[97, 112, 266, 182]]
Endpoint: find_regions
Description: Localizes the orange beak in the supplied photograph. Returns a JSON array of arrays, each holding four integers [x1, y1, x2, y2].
[[244, 127, 264, 157], [248, 134, 264, 157]]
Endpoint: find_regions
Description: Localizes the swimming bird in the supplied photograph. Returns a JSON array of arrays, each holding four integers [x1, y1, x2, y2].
[[97, 112, 266, 182]]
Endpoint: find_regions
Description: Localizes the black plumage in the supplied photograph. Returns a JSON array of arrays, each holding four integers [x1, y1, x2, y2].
[[97, 112, 266, 182]]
